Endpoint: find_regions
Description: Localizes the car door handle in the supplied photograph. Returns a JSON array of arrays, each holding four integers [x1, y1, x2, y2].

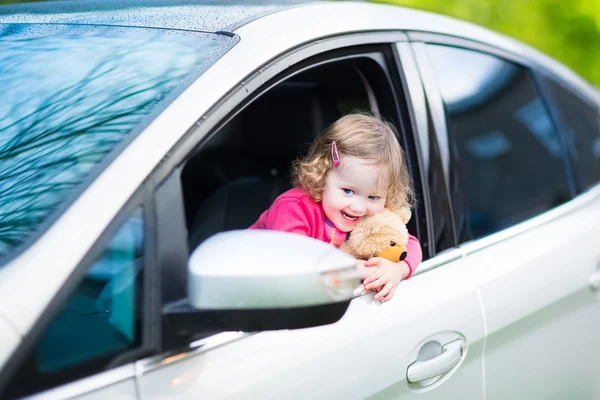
[[407, 340, 463, 383]]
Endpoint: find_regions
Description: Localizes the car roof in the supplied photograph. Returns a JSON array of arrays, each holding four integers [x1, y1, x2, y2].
[[1, 0, 597, 98], [0, 0, 314, 33]]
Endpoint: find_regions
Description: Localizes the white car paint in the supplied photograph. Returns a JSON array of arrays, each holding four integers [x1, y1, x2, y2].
[[188, 230, 358, 309], [464, 185, 600, 398], [138, 253, 485, 399], [0, 1, 598, 399], [0, 314, 20, 371], [28, 364, 138, 400]]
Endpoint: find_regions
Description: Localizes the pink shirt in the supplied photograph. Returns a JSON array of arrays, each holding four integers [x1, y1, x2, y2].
[[249, 187, 423, 279]]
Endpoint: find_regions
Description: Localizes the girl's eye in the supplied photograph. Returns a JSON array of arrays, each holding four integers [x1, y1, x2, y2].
[[343, 188, 354, 195], [368, 195, 380, 201]]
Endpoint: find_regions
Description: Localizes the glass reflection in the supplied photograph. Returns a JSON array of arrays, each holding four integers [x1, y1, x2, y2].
[[37, 208, 144, 374], [426, 45, 570, 240], [543, 77, 600, 192], [0, 25, 236, 261]]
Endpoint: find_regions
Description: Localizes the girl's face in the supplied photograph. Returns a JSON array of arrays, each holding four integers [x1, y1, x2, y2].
[[322, 156, 388, 232]]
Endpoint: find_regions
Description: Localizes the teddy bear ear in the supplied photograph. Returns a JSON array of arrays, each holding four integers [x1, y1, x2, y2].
[[395, 207, 412, 224]]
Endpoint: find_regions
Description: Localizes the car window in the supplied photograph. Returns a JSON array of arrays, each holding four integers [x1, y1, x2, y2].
[[425, 45, 571, 240], [5, 208, 144, 398], [0, 23, 237, 266], [542, 77, 600, 192], [182, 58, 420, 252]]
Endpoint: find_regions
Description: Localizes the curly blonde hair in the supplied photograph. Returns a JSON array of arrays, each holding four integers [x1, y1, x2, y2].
[[291, 113, 414, 211]]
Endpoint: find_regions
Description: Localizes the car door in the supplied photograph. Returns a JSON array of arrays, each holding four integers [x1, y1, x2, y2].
[[138, 255, 484, 399], [135, 37, 486, 399], [415, 37, 600, 398]]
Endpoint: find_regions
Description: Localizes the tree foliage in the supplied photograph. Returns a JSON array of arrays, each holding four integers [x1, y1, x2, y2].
[[372, 0, 600, 87]]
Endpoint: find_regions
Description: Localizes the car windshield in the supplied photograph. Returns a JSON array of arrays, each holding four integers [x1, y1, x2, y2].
[[0, 24, 237, 263]]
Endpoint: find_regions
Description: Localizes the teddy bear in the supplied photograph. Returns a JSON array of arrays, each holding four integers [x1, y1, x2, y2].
[[339, 207, 411, 263]]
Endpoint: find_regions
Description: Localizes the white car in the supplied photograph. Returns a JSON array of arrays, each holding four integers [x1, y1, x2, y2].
[[0, 1, 599, 399]]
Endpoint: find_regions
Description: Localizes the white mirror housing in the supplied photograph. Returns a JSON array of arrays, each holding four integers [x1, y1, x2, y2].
[[188, 230, 359, 310]]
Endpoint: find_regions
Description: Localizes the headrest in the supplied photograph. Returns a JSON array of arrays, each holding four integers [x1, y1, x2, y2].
[[241, 81, 340, 171]]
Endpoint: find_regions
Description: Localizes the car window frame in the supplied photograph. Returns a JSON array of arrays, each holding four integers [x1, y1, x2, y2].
[[394, 42, 457, 257], [0, 184, 160, 398], [408, 32, 579, 249], [172, 43, 421, 312], [132, 31, 441, 372]]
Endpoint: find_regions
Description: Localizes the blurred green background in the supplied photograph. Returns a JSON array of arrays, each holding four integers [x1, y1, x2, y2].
[[372, 0, 600, 87], [2, 0, 599, 87]]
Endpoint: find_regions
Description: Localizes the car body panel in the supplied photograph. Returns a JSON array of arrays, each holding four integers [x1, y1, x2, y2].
[[411, 27, 600, 398], [138, 254, 485, 399], [29, 364, 138, 400], [0, 315, 20, 370], [463, 185, 600, 398], [0, 0, 303, 32]]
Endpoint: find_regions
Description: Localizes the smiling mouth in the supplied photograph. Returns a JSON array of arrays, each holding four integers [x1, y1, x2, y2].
[[341, 211, 359, 221]]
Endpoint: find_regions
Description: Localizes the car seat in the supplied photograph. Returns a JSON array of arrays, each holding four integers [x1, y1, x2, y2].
[[188, 81, 340, 250]]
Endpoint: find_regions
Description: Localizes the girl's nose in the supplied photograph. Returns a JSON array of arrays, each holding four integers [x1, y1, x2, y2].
[[350, 199, 367, 214]]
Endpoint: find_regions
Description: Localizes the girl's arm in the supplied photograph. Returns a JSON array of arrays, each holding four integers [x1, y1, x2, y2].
[[250, 197, 314, 236], [403, 233, 423, 279]]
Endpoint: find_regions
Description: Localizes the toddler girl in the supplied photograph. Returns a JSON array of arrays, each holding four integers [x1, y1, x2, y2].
[[249, 113, 422, 302]]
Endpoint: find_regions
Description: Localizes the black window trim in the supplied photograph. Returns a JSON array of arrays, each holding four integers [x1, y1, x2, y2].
[[154, 167, 191, 352], [391, 42, 437, 259], [0, 183, 160, 398], [407, 41, 460, 255]]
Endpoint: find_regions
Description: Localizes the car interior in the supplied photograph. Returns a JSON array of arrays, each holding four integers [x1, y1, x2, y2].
[[180, 56, 416, 253]]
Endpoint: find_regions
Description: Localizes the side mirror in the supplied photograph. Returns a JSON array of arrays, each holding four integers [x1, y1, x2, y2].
[[164, 230, 359, 335]]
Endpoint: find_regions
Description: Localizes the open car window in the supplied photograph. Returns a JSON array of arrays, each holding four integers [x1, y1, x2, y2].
[[180, 56, 419, 254]]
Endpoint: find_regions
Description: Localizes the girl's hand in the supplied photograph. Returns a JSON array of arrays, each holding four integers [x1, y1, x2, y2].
[[356, 259, 378, 280], [362, 257, 410, 303]]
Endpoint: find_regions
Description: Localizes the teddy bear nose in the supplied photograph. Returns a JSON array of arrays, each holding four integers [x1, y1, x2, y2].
[[400, 251, 407, 261], [390, 241, 396, 247]]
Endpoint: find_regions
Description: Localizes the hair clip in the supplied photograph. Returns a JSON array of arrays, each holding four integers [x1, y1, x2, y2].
[[331, 141, 340, 166]]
